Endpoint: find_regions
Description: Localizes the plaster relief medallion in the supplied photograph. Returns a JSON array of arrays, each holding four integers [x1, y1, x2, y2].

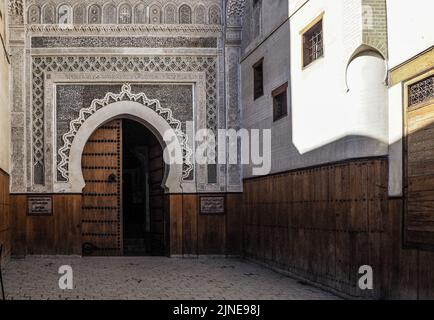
[[88, 4, 101, 24], [149, 5, 161, 24], [28, 4, 41, 24]]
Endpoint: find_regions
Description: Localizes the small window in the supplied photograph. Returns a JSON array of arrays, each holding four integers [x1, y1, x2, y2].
[[408, 75, 434, 108], [302, 19, 324, 67], [272, 83, 288, 121], [253, 59, 264, 100]]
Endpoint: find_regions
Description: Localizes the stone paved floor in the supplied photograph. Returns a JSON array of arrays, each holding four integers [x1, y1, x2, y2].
[[2, 256, 338, 300]]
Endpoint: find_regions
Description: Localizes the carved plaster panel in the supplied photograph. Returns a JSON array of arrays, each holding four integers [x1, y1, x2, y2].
[[24, 0, 223, 25]]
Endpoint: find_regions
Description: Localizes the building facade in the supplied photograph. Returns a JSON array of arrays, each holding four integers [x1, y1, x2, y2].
[[240, 0, 434, 299], [0, 0, 433, 299], [6, 0, 245, 258]]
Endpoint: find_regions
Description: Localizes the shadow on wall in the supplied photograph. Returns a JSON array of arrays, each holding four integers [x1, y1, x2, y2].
[[244, 49, 390, 178], [241, 45, 434, 299], [241, 96, 434, 299]]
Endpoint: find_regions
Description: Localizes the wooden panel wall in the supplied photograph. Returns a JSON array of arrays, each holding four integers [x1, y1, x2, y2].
[[168, 194, 242, 256], [10, 193, 241, 258], [0, 170, 11, 263], [405, 100, 434, 248], [242, 158, 389, 298], [383, 198, 434, 300], [11, 195, 81, 256], [242, 157, 434, 299]]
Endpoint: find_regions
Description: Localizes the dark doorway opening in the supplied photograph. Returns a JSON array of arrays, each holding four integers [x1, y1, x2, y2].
[[122, 119, 166, 256]]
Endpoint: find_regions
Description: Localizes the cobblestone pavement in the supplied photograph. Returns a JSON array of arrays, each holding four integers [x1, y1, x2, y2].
[[2, 256, 338, 300]]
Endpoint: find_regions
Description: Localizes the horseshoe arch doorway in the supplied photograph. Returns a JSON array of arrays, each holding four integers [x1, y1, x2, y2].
[[81, 118, 168, 256]]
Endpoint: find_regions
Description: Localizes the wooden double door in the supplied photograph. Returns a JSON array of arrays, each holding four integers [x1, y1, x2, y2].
[[81, 119, 167, 256]]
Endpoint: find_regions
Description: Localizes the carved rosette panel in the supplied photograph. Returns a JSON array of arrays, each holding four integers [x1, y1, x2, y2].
[[149, 4, 161, 24], [88, 4, 102, 24], [28, 4, 41, 24]]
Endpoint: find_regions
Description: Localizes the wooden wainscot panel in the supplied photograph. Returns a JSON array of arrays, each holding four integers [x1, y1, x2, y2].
[[0, 171, 11, 261], [226, 194, 242, 256], [169, 194, 183, 256], [11, 195, 27, 257], [182, 194, 198, 256], [242, 158, 388, 298], [11, 194, 82, 256]]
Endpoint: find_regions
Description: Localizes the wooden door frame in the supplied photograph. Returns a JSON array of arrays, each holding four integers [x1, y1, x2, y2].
[[119, 120, 124, 255], [402, 67, 434, 249]]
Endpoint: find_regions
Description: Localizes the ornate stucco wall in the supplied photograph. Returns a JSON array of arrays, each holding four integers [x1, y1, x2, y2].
[[8, 0, 245, 194]]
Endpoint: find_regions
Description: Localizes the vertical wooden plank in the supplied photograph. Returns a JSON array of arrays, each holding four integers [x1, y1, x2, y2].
[[397, 248, 419, 299], [198, 208, 226, 255], [10, 195, 27, 257], [0, 172, 11, 261], [169, 194, 183, 256], [418, 250, 434, 299], [53, 195, 82, 255], [226, 193, 242, 256], [240, 158, 397, 298], [182, 194, 198, 256], [380, 197, 399, 299], [26, 215, 55, 255]]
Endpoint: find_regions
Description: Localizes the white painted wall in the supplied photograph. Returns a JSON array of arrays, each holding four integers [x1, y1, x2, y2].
[[241, 0, 389, 178], [386, 0, 434, 196], [387, 0, 434, 68], [289, 0, 388, 163]]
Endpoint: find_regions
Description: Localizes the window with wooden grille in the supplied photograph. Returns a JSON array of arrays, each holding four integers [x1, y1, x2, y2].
[[273, 83, 288, 122], [253, 59, 264, 100], [302, 19, 324, 67], [408, 75, 434, 108]]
